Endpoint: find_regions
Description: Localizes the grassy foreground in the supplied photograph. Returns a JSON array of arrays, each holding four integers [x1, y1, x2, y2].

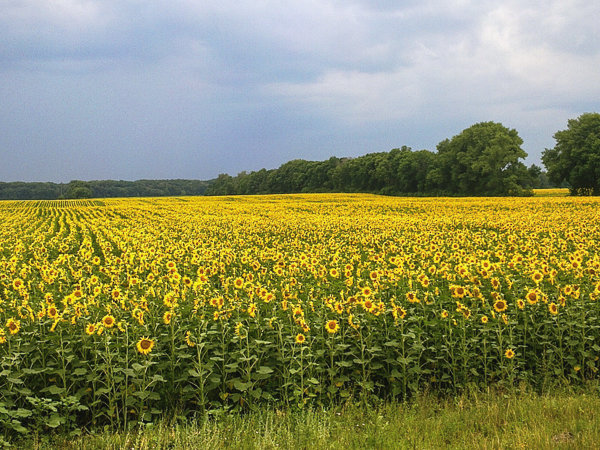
[[21, 387, 600, 449]]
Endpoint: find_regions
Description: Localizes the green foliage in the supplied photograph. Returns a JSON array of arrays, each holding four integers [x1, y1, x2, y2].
[[436, 122, 530, 195], [542, 112, 600, 195]]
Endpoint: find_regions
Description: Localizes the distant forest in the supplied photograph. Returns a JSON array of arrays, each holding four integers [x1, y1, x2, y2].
[[0, 179, 211, 200], [1, 121, 561, 200]]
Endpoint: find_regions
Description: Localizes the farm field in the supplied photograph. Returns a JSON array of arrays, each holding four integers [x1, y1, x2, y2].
[[1, 193, 600, 439]]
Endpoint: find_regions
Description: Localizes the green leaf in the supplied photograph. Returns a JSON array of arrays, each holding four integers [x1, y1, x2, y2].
[[47, 414, 63, 428], [233, 380, 252, 392], [14, 408, 32, 418], [46, 385, 65, 395], [256, 366, 273, 375]]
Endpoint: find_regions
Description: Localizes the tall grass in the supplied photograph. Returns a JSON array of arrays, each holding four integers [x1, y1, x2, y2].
[[22, 385, 600, 449]]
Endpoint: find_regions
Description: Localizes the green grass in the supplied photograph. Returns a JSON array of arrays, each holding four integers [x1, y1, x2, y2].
[[16, 386, 600, 450]]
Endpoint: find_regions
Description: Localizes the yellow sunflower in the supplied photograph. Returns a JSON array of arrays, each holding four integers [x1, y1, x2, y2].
[[102, 314, 116, 328], [136, 337, 155, 355], [6, 319, 20, 335], [325, 320, 340, 334], [493, 299, 507, 313]]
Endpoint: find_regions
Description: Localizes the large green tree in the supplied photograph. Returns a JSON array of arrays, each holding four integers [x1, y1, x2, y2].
[[542, 113, 600, 195], [436, 121, 529, 195]]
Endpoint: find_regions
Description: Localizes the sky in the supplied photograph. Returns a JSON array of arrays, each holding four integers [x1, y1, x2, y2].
[[1, 0, 599, 183]]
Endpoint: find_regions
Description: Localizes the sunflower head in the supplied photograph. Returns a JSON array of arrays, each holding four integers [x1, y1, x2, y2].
[[136, 337, 155, 355], [102, 314, 115, 328], [325, 320, 340, 334]]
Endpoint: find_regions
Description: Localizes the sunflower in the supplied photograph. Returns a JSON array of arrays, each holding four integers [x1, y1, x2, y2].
[[491, 278, 501, 290], [548, 302, 558, 315], [481, 315, 489, 324], [517, 299, 525, 310], [362, 299, 375, 312], [526, 289, 539, 304], [504, 349, 515, 359], [531, 271, 543, 284], [234, 277, 244, 289], [406, 291, 419, 303], [452, 286, 466, 298], [6, 319, 20, 335], [493, 299, 507, 313], [325, 320, 340, 334], [361, 286, 372, 297], [136, 337, 155, 355], [12, 278, 24, 290], [185, 331, 195, 347], [47, 305, 59, 319], [163, 310, 173, 324], [295, 333, 306, 344], [102, 314, 116, 328], [85, 323, 96, 335], [394, 306, 407, 320]]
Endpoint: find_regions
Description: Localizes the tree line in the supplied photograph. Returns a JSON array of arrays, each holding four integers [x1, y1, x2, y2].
[[0, 179, 211, 200], [1, 114, 597, 199]]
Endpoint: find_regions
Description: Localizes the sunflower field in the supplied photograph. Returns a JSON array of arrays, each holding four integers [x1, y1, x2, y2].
[[1, 194, 599, 435]]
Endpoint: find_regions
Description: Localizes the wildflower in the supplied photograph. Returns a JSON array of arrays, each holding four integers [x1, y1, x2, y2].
[[295, 333, 306, 344], [504, 349, 515, 359]]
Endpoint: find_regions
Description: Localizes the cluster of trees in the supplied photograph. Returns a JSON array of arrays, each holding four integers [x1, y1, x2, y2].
[[542, 113, 600, 195], [0, 179, 210, 200], [207, 121, 546, 196]]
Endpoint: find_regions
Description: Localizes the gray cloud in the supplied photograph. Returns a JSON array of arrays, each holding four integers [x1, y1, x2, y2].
[[1, 0, 599, 182]]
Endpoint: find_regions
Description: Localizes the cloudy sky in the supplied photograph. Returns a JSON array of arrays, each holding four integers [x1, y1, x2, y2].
[[1, 0, 599, 182]]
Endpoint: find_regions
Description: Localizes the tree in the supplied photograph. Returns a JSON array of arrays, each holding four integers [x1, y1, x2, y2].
[[542, 113, 600, 195], [65, 180, 92, 199], [436, 121, 530, 195]]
